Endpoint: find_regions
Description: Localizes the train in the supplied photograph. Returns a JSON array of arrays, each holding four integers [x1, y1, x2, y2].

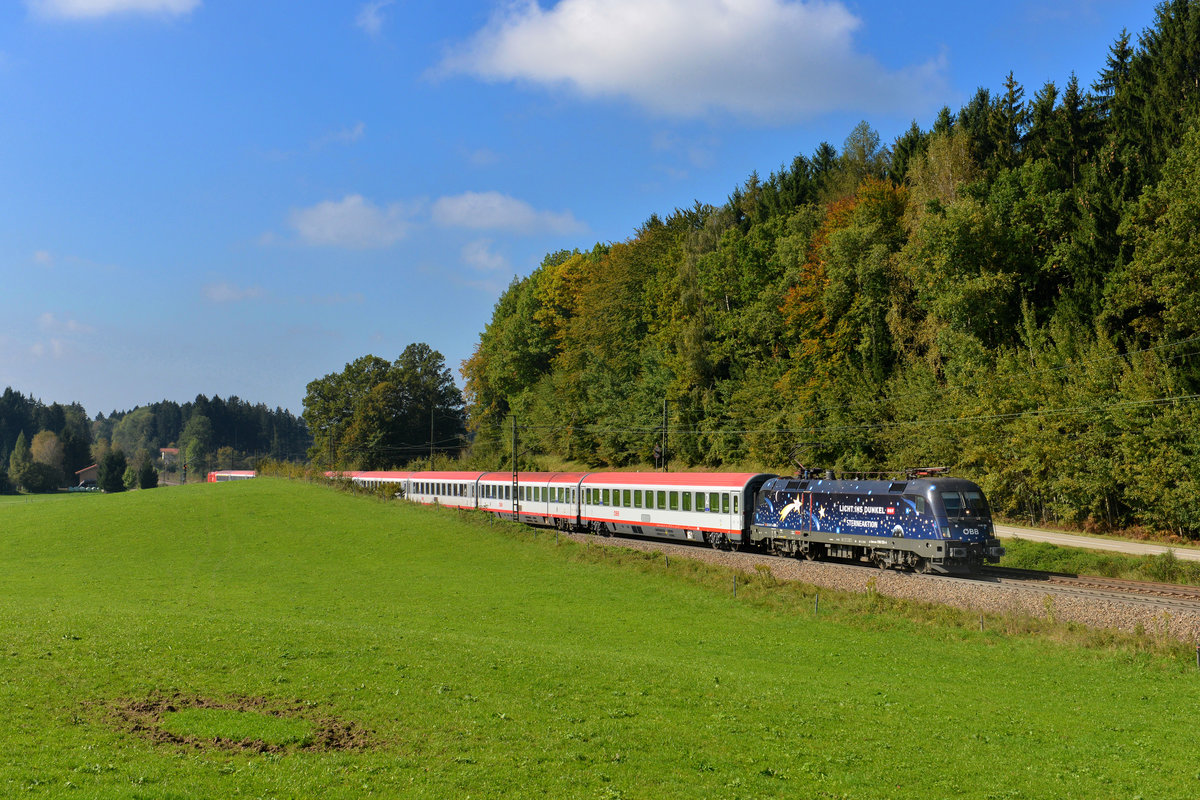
[[206, 467, 1005, 573], [205, 470, 257, 482]]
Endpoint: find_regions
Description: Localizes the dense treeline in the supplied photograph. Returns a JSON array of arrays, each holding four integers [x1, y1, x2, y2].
[[0, 386, 310, 491], [464, 1, 1200, 537], [303, 343, 467, 470]]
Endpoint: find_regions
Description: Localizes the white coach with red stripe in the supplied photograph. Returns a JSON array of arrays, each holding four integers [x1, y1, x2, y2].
[[579, 472, 774, 547]]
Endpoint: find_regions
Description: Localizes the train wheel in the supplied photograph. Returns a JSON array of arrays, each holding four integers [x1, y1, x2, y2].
[[709, 532, 728, 551], [910, 556, 929, 574]]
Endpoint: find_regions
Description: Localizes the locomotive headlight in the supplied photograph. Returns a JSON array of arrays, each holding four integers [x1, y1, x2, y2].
[[940, 526, 951, 539]]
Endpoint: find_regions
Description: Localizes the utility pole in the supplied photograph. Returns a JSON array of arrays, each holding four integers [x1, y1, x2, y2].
[[429, 405, 435, 469], [511, 415, 519, 519], [662, 398, 669, 473]]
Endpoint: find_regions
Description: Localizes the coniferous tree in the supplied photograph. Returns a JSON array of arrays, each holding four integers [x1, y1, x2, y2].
[[98, 450, 127, 493]]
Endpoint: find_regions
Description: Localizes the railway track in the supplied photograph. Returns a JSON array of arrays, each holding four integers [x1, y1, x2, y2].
[[975, 566, 1200, 611], [553, 529, 1200, 638], [582, 531, 1200, 613]]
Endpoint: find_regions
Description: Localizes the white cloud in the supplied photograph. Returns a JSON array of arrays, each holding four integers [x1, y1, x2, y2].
[[467, 147, 500, 166], [289, 194, 414, 249], [203, 282, 264, 304], [313, 121, 366, 150], [439, 0, 945, 120], [432, 191, 585, 235], [356, 0, 394, 36], [30, 339, 66, 359], [33, 250, 53, 266], [38, 312, 94, 335], [461, 239, 509, 272], [28, 0, 200, 20]]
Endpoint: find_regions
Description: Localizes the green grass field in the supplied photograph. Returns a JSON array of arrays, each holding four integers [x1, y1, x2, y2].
[[2, 479, 1199, 798]]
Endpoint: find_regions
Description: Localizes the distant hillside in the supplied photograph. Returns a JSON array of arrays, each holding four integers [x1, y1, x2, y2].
[[0, 387, 310, 482]]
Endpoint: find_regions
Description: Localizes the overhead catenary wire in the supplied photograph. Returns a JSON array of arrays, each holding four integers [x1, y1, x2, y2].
[[492, 392, 1200, 439]]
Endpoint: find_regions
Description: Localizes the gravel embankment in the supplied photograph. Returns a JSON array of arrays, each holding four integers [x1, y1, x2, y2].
[[562, 532, 1200, 642]]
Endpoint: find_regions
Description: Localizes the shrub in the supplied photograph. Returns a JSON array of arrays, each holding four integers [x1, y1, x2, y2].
[[138, 461, 159, 489], [18, 461, 64, 493], [98, 450, 127, 493]]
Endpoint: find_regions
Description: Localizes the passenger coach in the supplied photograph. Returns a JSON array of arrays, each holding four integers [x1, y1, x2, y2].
[[579, 472, 773, 548]]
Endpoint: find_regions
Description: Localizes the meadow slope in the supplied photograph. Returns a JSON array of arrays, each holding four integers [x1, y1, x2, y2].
[[0, 480, 1197, 798]]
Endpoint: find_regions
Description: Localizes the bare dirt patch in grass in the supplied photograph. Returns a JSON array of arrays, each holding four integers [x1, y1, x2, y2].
[[100, 692, 375, 753]]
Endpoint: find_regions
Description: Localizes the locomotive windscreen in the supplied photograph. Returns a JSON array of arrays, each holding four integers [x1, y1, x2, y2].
[[940, 490, 990, 519]]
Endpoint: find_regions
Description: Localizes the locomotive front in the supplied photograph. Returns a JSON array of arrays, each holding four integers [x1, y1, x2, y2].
[[926, 478, 1006, 570]]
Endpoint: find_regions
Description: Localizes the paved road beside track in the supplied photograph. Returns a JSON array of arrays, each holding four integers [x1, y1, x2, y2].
[[996, 523, 1200, 562]]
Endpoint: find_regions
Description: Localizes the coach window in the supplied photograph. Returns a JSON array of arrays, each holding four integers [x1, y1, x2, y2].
[[601, 489, 610, 506], [682, 492, 691, 512], [733, 495, 739, 514], [656, 490, 666, 508], [669, 491, 679, 510], [708, 492, 719, 512], [622, 489, 631, 507], [722, 494, 730, 514]]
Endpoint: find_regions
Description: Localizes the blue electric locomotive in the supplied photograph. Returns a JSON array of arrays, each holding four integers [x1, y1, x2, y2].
[[749, 473, 1005, 573]]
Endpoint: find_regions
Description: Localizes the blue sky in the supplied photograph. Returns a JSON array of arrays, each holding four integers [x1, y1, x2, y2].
[[0, 0, 1158, 418]]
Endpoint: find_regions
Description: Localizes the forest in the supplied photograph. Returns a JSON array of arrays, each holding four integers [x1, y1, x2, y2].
[[462, 1, 1200, 538], [0, 387, 310, 492]]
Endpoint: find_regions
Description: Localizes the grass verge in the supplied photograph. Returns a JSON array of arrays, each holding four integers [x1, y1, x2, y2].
[[1001, 536, 1200, 585], [2, 479, 1200, 798]]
